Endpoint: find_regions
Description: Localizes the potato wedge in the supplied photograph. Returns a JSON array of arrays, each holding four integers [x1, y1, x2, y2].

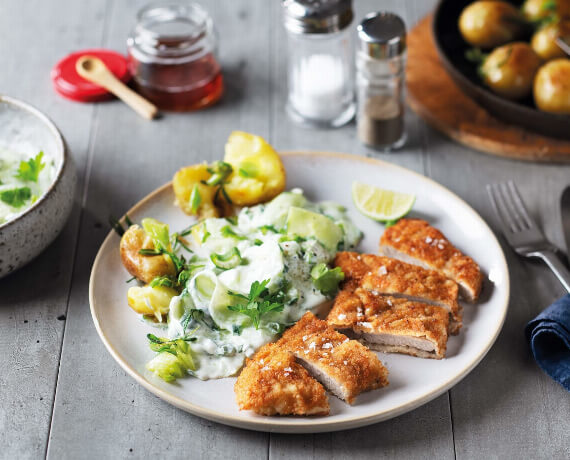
[[173, 164, 220, 218], [120, 225, 176, 283], [223, 131, 286, 206]]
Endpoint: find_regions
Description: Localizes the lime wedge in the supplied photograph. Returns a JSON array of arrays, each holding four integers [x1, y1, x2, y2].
[[352, 181, 415, 222]]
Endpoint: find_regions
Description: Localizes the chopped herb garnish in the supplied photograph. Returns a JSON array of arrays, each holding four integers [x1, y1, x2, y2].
[[14, 151, 45, 183], [259, 224, 280, 234], [174, 236, 193, 253], [211, 247, 242, 270], [178, 222, 200, 237], [149, 275, 175, 288], [205, 161, 233, 186], [220, 185, 233, 205], [221, 225, 247, 240], [146, 334, 195, 382], [190, 184, 201, 214], [227, 279, 285, 329], [109, 215, 126, 236], [0, 187, 31, 208], [125, 276, 137, 284], [202, 229, 211, 243], [253, 239, 263, 246], [142, 218, 170, 251], [138, 248, 161, 256], [310, 263, 345, 297]]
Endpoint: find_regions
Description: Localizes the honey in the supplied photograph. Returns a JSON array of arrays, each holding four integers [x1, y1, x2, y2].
[[127, 3, 223, 112]]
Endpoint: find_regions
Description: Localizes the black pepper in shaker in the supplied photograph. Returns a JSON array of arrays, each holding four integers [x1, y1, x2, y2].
[[356, 12, 407, 150]]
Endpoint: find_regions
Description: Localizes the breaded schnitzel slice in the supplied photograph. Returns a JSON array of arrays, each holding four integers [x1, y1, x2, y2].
[[234, 343, 329, 416], [379, 219, 483, 302], [327, 286, 449, 359], [335, 252, 462, 334], [277, 312, 389, 404]]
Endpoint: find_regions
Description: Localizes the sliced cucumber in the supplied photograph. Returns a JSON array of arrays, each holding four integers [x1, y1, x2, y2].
[[286, 206, 343, 251], [210, 247, 242, 270]]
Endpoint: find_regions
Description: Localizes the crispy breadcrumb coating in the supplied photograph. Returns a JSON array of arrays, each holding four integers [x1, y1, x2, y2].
[[335, 252, 462, 334], [277, 312, 389, 404], [235, 343, 329, 416], [379, 219, 483, 301], [327, 286, 449, 359]]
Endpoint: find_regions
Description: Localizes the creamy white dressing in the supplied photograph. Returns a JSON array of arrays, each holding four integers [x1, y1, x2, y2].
[[153, 189, 362, 380], [0, 148, 54, 225]]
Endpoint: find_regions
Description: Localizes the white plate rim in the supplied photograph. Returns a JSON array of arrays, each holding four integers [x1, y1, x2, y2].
[[89, 151, 510, 433]]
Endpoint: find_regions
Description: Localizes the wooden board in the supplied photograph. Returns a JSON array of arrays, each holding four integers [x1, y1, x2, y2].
[[407, 14, 570, 163]]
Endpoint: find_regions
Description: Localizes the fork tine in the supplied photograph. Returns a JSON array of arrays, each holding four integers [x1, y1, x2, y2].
[[506, 181, 534, 229], [499, 182, 526, 232], [487, 184, 517, 234]]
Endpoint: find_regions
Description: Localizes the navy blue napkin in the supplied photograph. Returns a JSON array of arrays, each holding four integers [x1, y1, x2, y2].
[[525, 294, 570, 391]]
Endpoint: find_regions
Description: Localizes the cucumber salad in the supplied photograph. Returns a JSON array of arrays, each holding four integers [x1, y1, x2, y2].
[[124, 189, 362, 381]]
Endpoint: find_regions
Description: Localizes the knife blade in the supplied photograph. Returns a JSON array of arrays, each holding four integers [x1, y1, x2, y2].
[[560, 186, 570, 263]]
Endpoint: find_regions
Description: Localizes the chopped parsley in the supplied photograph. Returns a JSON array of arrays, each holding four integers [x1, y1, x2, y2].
[[14, 151, 45, 183], [0, 186, 31, 208], [227, 279, 285, 329]]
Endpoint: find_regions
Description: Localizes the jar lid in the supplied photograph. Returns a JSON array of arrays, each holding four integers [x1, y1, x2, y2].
[[282, 0, 353, 34], [357, 12, 406, 59], [51, 49, 131, 102]]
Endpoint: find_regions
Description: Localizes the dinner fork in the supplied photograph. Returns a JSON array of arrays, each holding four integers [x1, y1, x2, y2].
[[487, 181, 570, 293]]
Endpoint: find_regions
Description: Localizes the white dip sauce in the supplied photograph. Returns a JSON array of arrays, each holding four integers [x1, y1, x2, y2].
[[0, 148, 54, 225]]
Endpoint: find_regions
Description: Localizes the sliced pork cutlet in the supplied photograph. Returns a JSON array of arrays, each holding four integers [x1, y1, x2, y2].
[[277, 312, 389, 404], [379, 218, 483, 302], [327, 286, 449, 359], [235, 343, 330, 416], [335, 252, 462, 334]]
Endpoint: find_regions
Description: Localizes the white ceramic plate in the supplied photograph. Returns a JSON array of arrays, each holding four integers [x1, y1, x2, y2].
[[90, 152, 509, 433]]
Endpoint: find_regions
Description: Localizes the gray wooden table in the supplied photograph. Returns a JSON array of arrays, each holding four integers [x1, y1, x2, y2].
[[1, 0, 569, 458]]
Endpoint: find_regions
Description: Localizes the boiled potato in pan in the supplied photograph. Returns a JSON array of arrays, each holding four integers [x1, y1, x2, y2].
[[481, 42, 542, 99], [534, 59, 570, 113], [459, 1, 526, 48], [459, 0, 570, 114], [531, 19, 570, 60], [522, 0, 570, 22]]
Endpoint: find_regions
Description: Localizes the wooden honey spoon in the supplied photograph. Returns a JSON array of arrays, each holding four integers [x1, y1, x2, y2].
[[76, 55, 158, 120]]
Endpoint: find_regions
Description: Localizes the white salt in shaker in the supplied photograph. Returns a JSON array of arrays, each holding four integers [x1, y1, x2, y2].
[[282, 0, 355, 128]]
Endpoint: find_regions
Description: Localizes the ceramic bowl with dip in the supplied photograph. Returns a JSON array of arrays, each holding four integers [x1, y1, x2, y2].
[[0, 96, 76, 278]]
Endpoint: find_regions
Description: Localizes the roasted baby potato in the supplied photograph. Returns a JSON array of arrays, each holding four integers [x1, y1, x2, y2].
[[223, 131, 286, 207], [459, 1, 526, 49], [127, 284, 178, 320], [120, 225, 176, 283], [534, 59, 570, 113], [531, 19, 570, 60], [481, 42, 542, 99], [173, 164, 221, 218], [522, 0, 570, 22]]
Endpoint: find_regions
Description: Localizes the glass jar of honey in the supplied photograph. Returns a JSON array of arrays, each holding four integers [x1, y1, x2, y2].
[[127, 3, 223, 111]]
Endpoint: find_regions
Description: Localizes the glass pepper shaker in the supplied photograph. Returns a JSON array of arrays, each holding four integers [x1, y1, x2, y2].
[[127, 2, 223, 112], [282, 0, 355, 128], [356, 12, 407, 150]]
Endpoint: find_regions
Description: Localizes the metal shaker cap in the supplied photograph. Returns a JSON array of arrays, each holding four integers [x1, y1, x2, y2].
[[282, 0, 353, 34], [357, 12, 406, 58]]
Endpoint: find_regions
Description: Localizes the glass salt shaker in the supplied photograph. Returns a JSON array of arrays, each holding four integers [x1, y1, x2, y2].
[[282, 0, 355, 128], [356, 12, 407, 150]]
